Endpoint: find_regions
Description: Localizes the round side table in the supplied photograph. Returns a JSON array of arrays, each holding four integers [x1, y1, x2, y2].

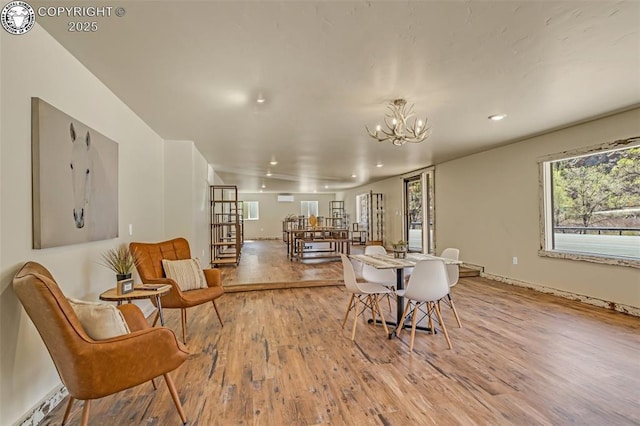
[[99, 285, 171, 326]]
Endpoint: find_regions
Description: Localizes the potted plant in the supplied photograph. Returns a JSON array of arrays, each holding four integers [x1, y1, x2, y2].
[[392, 240, 408, 258], [100, 245, 138, 281]]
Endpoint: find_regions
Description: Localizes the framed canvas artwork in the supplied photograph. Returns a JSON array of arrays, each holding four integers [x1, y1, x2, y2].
[[31, 97, 119, 248]]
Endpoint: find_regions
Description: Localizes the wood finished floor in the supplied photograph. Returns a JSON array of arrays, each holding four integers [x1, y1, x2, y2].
[[218, 240, 347, 289], [40, 246, 640, 425]]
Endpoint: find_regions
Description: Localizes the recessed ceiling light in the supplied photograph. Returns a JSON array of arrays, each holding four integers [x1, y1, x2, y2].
[[261, 184, 266, 189], [376, 162, 383, 168], [269, 160, 278, 166], [488, 114, 507, 121], [256, 94, 266, 104], [324, 184, 329, 189], [351, 173, 357, 178]]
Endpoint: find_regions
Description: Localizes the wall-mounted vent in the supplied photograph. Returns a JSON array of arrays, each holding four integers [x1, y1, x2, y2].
[[277, 194, 294, 202]]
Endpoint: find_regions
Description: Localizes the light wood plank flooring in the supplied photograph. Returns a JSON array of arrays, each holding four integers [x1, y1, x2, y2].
[[39, 245, 640, 425], [219, 240, 346, 290]]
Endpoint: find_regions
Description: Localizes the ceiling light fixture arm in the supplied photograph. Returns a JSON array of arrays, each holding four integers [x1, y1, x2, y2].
[[366, 98, 430, 146]]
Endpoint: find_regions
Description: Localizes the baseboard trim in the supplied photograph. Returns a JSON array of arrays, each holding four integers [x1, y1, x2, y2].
[[15, 383, 67, 426], [481, 272, 640, 317]]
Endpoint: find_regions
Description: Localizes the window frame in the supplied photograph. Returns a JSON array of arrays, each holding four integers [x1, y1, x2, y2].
[[355, 193, 367, 224], [300, 200, 318, 217], [538, 136, 640, 268], [243, 201, 259, 221]]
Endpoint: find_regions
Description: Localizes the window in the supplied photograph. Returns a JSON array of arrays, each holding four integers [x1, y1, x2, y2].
[[243, 201, 259, 220], [300, 200, 318, 217], [355, 193, 367, 224], [539, 138, 639, 267]]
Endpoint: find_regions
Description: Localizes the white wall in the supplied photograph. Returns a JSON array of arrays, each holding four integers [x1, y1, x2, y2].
[[0, 26, 167, 425], [191, 146, 210, 264], [436, 108, 640, 309], [164, 140, 210, 264], [239, 193, 337, 239]]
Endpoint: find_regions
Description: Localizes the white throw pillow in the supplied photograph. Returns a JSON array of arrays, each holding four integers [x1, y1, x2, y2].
[[162, 258, 208, 291], [68, 298, 131, 340]]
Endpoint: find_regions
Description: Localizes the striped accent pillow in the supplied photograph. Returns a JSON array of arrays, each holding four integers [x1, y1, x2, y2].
[[161, 258, 208, 291], [68, 298, 131, 340]]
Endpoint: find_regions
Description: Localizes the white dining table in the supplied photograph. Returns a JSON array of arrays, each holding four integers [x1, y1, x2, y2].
[[349, 252, 462, 337]]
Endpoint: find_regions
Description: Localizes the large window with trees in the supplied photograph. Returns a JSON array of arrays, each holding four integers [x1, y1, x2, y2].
[[539, 138, 639, 267]]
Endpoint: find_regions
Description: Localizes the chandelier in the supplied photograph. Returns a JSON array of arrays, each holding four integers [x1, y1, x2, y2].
[[366, 99, 430, 146]]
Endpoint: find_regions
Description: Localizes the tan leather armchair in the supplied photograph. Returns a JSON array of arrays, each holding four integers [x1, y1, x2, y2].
[[130, 237, 224, 344], [12, 261, 190, 426]]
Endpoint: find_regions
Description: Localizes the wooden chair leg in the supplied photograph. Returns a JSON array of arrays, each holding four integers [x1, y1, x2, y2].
[[374, 295, 389, 335], [409, 302, 420, 351], [435, 302, 452, 349], [81, 400, 90, 426], [428, 302, 434, 334], [61, 397, 75, 425], [448, 294, 462, 327], [164, 373, 187, 425], [397, 300, 412, 338], [181, 309, 187, 344], [151, 310, 160, 327], [342, 293, 355, 328], [386, 293, 392, 314], [351, 296, 360, 340], [150, 378, 157, 390], [212, 300, 224, 327], [369, 295, 376, 327]]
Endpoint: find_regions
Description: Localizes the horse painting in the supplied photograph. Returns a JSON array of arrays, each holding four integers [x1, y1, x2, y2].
[[32, 98, 118, 249], [69, 123, 91, 229]]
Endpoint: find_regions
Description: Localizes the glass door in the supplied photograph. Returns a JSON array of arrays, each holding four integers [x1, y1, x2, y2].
[[404, 176, 423, 252], [404, 169, 435, 254]]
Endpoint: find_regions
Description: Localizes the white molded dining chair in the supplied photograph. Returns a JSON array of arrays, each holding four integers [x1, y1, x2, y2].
[[397, 259, 452, 351], [350, 257, 364, 282], [362, 246, 396, 287], [340, 254, 393, 341], [440, 248, 462, 327], [362, 245, 397, 312]]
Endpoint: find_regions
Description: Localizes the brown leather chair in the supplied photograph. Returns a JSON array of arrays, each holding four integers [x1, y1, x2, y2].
[[130, 237, 224, 344], [12, 261, 190, 426]]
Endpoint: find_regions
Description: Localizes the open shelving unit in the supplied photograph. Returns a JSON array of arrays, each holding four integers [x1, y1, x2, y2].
[[365, 191, 384, 245], [210, 185, 242, 266], [327, 200, 348, 228]]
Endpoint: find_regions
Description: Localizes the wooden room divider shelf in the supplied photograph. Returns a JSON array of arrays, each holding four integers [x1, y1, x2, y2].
[[210, 185, 242, 266], [329, 200, 348, 229], [286, 227, 351, 262], [365, 191, 384, 245]]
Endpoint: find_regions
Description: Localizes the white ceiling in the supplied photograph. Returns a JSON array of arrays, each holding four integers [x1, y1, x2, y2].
[[34, 1, 640, 193]]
